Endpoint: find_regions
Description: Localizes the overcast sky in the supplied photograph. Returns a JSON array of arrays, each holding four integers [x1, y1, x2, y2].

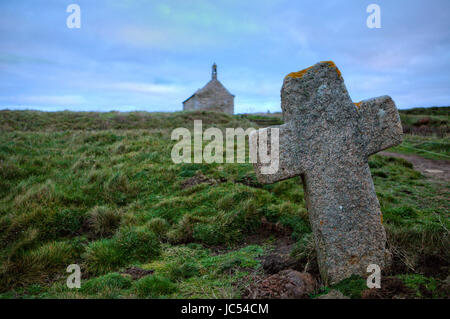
[[0, 0, 449, 113]]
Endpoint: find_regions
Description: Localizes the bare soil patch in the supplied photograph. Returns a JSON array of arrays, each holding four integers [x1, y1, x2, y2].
[[244, 270, 317, 299], [362, 277, 415, 299], [180, 173, 220, 189], [379, 151, 450, 181], [120, 266, 154, 280]]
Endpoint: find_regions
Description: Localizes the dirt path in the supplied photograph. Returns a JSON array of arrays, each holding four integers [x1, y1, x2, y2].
[[379, 152, 450, 182]]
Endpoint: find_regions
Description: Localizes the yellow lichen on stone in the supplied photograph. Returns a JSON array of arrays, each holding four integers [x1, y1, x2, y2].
[[285, 65, 314, 79], [285, 61, 343, 80], [320, 60, 343, 79]]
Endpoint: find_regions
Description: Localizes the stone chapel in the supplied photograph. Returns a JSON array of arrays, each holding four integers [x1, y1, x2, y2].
[[182, 63, 234, 114]]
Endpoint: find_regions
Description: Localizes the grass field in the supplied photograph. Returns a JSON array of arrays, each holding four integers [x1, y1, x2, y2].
[[0, 109, 448, 299]]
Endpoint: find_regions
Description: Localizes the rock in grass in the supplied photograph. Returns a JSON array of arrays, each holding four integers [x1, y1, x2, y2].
[[250, 61, 403, 284], [248, 270, 316, 299], [317, 289, 349, 299]]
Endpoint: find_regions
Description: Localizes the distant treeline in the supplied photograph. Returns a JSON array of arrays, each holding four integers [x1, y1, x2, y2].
[[399, 106, 449, 116]]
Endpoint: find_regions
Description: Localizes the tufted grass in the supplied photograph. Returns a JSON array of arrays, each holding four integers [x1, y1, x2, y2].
[[0, 110, 448, 298]]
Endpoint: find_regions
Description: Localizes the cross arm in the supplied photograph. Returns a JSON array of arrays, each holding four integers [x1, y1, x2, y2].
[[249, 123, 305, 184], [357, 95, 403, 157]]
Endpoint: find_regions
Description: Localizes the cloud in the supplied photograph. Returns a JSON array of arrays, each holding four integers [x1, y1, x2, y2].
[[0, 53, 54, 66], [98, 23, 217, 52], [115, 26, 176, 49], [0, 0, 449, 112], [99, 82, 182, 94], [4, 95, 87, 106]]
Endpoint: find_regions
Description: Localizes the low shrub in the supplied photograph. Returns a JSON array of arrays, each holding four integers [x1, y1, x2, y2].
[[84, 227, 161, 274], [332, 275, 367, 299], [133, 275, 177, 298], [86, 206, 122, 238], [167, 262, 199, 281], [83, 239, 124, 275], [0, 240, 79, 291], [114, 227, 161, 262], [80, 272, 132, 295], [145, 217, 169, 240], [397, 274, 441, 298]]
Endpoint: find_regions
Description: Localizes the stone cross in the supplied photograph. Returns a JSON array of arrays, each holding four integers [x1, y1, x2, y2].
[[250, 61, 403, 284]]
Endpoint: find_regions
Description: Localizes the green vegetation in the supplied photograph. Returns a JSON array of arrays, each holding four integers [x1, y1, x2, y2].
[[133, 275, 177, 298], [400, 106, 449, 116], [390, 135, 450, 160], [397, 274, 443, 299], [86, 206, 122, 238], [331, 275, 367, 299], [83, 227, 161, 275], [0, 109, 448, 299], [0, 110, 253, 132], [80, 273, 132, 296]]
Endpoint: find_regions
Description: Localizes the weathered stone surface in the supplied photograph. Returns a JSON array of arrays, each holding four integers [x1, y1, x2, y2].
[[317, 289, 349, 299], [250, 61, 403, 284], [262, 252, 298, 274], [183, 63, 234, 114], [247, 270, 317, 299]]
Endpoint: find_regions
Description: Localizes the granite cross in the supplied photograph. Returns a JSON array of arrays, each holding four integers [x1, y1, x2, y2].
[[250, 61, 403, 284]]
